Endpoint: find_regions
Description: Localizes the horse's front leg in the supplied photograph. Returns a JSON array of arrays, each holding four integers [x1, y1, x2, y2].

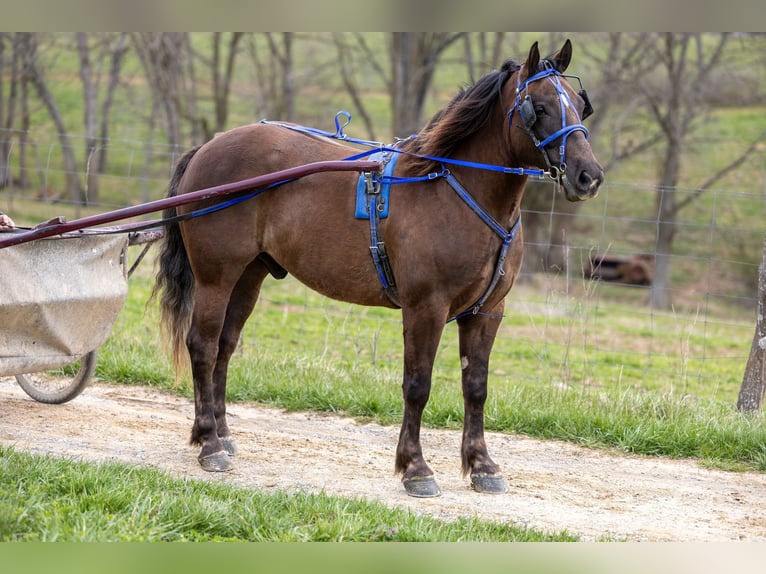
[[396, 306, 447, 497], [457, 302, 509, 494]]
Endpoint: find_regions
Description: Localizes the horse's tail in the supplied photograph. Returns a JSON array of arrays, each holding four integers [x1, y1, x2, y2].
[[152, 145, 202, 373]]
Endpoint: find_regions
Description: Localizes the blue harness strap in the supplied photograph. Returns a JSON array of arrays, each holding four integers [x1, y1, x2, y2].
[[262, 114, 527, 319], [355, 152, 399, 219]]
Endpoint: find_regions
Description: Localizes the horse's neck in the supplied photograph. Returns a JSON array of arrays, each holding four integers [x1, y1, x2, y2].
[[450, 138, 526, 229]]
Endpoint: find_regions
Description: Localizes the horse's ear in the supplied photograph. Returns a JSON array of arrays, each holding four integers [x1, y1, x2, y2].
[[524, 41, 540, 78], [550, 38, 573, 73]]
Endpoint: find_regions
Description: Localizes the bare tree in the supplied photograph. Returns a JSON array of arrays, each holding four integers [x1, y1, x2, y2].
[[642, 33, 729, 310], [332, 33, 379, 141], [0, 33, 21, 189], [738, 231, 766, 412], [19, 33, 85, 204], [329, 33, 464, 140], [461, 32, 509, 83], [210, 32, 244, 134], [390, 33, 465, 138], [131, 33, 188, 148], [76, 32, 129, 202], [248, 33, 295, 123], [574, 33, 766, 312]]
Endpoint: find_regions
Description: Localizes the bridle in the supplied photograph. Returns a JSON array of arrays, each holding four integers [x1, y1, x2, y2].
[[508, 65, 594, 184]]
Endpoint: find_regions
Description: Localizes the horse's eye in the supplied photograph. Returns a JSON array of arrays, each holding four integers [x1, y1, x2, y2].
[[534, 105, 546, 117]]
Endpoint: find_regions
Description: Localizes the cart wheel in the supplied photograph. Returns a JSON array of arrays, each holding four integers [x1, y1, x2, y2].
[[15, 350, 98, 404]]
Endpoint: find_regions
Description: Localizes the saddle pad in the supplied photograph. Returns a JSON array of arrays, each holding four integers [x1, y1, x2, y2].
[[354, 152, 399, 219]]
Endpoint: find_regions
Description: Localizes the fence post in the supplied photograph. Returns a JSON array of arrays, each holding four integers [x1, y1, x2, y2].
[[737, 231, 766, 412]]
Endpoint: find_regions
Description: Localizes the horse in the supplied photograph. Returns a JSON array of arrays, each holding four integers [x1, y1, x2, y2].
[[154, 39, 603, 497]]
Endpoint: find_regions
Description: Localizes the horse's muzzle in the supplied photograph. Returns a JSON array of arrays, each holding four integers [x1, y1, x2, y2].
[[561, 165, 604, 202]]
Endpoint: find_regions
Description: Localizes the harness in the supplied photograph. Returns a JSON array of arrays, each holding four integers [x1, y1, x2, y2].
[[260, 65, 591, 321], [508, 66, 592, 182]]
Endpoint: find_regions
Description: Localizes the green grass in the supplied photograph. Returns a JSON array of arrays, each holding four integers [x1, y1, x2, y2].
[[0, 446, 574, 542]]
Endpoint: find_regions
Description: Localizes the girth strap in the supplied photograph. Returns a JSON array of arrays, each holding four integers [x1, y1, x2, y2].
[[364, 174, 401, 307]]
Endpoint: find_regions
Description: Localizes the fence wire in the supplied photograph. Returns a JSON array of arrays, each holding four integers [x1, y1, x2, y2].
[[2, 131, 763, 403]]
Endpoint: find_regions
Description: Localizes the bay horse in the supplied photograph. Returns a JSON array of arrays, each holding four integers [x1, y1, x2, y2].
[[154, 39, 603, 497]]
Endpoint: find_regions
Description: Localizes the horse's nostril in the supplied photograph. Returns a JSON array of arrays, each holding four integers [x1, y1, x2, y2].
[[578, 171, 593, 190], [578, 169, 603, 193]]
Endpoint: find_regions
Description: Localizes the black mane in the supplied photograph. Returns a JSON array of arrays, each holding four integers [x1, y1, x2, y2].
[[404, 59, 522, 174]]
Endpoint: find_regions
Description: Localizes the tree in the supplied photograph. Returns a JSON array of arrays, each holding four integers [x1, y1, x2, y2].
[[560, 33, 760, 310], [332, 33, 380, 141], [76, 32, 129, 202], [738, 232, 766, 412], [461, 32, 510, 84], [131, 33, 189, 149], [640, 33, 730, 310], [248, 33, 295, 123], [209, 32, 244, 134], [19, 33, 85, 204], [0, 33, 21, 189], [389, 33, 465, 138]]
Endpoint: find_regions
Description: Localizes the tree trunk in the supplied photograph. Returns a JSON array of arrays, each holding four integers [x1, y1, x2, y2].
[[0, 33, 24, 189], [77, 32, 99, 202], [737, 232, 766, 412], [333, 33, 377, 141], [211, 32, 243, 134], [390, 33, 464, 138], [20, 33, 84, 204], [649, 185, 678, 310], [97, 33, 129, 174]]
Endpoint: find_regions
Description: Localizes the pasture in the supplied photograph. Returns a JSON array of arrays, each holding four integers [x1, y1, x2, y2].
[[2, 33, 766, 541]]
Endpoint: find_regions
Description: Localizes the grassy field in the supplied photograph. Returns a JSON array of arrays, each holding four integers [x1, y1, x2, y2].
[[3, 33, 766, 543]]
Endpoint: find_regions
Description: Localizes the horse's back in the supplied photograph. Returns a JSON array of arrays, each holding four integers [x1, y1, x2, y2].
[[181, 123, 350, 188], [175, 123, 395, 307]]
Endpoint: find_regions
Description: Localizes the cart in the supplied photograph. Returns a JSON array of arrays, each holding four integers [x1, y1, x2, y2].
[[0, 228, 163, 403], [0, 159, 380, 404]]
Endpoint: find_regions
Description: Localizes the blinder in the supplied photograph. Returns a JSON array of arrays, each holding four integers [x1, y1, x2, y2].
[[519, 96, 537, 131], [509, 68, 593, 183], [517, 76, 594, 131]]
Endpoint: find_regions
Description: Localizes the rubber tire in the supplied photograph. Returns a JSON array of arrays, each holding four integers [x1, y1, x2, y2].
[[15, 350, 98, 404]]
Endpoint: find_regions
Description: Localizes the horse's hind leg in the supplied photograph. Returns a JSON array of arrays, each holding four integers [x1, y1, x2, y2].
[[188, 261, 268, 472], [457, 304, 509, 494], [187, 279, 234, 471], [211, 261, 271, 458]]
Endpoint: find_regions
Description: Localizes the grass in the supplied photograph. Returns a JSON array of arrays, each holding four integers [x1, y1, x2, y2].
[[3, 33, 766, 541], [0, 446, 575, 542]]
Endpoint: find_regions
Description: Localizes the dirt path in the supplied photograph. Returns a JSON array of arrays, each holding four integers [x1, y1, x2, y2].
[[2, 377, 765, 541]]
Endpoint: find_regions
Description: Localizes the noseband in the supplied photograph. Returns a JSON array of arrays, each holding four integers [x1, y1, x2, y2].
[[508, 66, 592, 183]]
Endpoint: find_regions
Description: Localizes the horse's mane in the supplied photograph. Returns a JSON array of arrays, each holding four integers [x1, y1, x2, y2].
[[403, 58, 524, 175]]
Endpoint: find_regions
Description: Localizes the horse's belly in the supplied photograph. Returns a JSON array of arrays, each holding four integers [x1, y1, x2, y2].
[[282, 256, 396, 308]]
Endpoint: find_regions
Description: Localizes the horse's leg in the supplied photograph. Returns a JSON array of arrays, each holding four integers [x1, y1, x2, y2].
[[457, 302, 509, 494], [187, 280, 238, 472], [211, 261, 271, 457], [396, 306, 447, 497]]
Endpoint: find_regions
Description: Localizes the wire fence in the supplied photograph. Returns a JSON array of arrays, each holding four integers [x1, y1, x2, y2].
[[2, 130, 764, 403]]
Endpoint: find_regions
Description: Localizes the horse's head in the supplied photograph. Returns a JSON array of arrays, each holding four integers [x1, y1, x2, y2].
[[507, 39, 603, 201]]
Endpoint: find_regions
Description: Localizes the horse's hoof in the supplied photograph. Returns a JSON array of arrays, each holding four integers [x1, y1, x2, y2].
[[219, 436, 238, 456], [402, 476, 442, 498], [198, 450, 234, 472], [470, 473, 509, 494]]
